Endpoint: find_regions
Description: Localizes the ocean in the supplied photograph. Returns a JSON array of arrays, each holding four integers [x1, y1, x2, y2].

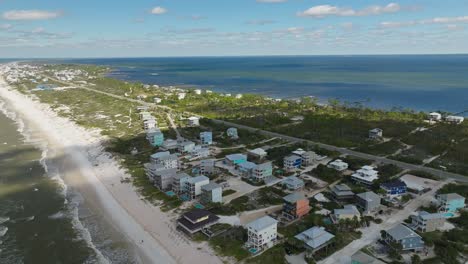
[[0, 101, 134, 263], [59, 55, 468, 114]]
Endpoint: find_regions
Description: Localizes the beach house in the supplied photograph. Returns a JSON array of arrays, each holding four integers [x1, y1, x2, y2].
[[245, 216, 278, 252], [225, 153, 247, 167], [428, 112, 442, 121], [199, 159, 216, 175], [327, 159, 349, 171], [410, 211, 446, 232], [283, 155, 302, 171], [172, 173, 191, 195], [331, 205, 361, 223], [187, 116, 200, 127], [382, 224, 424, 251], [190, 146, 210, 160], [177, 92, 186, 100], [247, 148, 267, 162], [446, 115, 464, 124], [369, 128, 383, 140], [237, 161, 258, 178], [351, 166, 379, 186], [436, 193, 465, 214], [380, 180, 407, 197], [150, 152, 179, 170], [194, 89, 202, 95], [177, 209, 220, 235], [356, 191, 381, 213], [251, 162, 273, 182], [146, 128, 164, 147], [200, 183, 223, 204], [161, 139, 178, 151], [200, 131, 213, 145], [146, 167, 177, 190], [143, 118, 157, 130], [184, 175, 210, 200], [178, 140, 196, 154], [226, 127, 239, 139], [282, 193, 311, 221], [330, 184, 355, 200], [301, 151, 320, 166], [282, 176, 305, 190], [294, 226, 335, 255]]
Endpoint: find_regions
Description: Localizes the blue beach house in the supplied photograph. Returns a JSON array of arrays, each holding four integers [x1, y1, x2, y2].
[[283, 155, 302, 172], [380, 180, 407, 197], [200, 131, 213, 145], [146, 129, 164, 147], [436, 193, 465, 214]]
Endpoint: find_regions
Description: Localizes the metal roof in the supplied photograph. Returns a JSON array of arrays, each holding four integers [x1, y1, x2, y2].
[[295, 226, 334, 249], [283, 192, 307, 203], [357, 191, 380, 202], [386, 224, 421, 240], [201, 182, 222, 191], [245, 216, 277, 232]]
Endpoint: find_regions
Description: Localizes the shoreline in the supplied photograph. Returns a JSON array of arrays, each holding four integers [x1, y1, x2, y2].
[[0, 72, 223, 264]]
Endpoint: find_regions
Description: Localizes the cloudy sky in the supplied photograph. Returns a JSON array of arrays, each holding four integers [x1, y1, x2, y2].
[[0, 0, 467, 57]]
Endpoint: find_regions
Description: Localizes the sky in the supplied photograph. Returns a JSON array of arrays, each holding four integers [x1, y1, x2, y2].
[[0, 0, 467, 58]]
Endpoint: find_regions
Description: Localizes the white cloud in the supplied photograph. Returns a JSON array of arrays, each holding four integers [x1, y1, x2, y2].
[[0, 24, 13, 30], [298, 3, 401, 18], [2, 10, 62, 20], [151, 7, 167, 15], [247, 19, 276, 25], [380, 16, 468, 28], [256, 0, 287, 3]]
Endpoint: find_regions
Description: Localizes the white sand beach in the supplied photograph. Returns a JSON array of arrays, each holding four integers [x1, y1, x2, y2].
[[0, 73, 223, 264]]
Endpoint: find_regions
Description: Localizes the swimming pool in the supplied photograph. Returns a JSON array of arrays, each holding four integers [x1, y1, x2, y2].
[[443, 212, 455, 218]]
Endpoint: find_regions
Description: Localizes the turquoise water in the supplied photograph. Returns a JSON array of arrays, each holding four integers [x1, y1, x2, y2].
[[443, 212, 455, 218]]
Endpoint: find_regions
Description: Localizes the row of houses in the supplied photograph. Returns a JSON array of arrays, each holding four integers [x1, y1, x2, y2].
[[137, 107, 166, 148], [224, 153, 274, 182], [428, 112, 465, 124], [283, 149, 326, 171]]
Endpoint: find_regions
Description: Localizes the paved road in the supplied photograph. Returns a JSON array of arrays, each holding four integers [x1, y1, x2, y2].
[[210, 119, 468, 183], [318, 179, 450, 264], [45, 74, 468, 184]]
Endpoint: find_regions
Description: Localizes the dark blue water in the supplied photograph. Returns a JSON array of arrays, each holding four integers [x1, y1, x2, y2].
[[60, 55, 468, 114]]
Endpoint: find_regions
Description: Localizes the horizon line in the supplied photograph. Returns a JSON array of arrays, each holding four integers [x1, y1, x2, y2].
[[2, 52, 468, 60]]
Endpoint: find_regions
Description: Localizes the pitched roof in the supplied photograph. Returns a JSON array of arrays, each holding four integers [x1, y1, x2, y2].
[[245, 216, 277, 231], [283, 192, 307, 203], [189, 175, 209, 184], [386, 224, 421, 240], [226, 153, 247, 161], [295, 226, 335, 249], [357, 191, 381, 202], [201, 182, 222, 191], [284, 155, 301, 162], [238, 161, 258, 170], [417, 211, 445, 220], [381, 180, 407, 189], [334, 205, 360, 216], [283, 176, 304, 186]]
